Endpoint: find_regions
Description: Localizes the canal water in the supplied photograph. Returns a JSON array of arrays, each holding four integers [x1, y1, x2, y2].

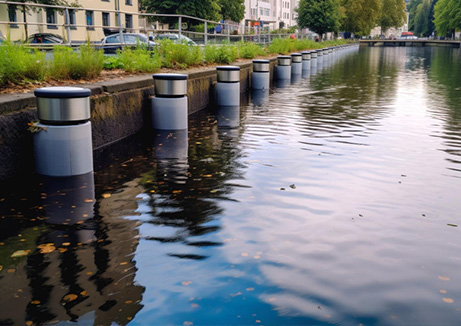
[[1, 46, 461, 325]]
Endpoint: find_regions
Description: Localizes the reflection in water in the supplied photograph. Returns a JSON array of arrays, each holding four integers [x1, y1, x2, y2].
[[2, 46, 461, 325], [251, 89, 270, 107], [215, 105, 240, 129]]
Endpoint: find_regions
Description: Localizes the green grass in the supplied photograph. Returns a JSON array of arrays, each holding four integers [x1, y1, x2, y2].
[[0, 39, 351, 86]]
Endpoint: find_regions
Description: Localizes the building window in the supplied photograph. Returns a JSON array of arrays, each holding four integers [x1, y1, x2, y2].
[[126, 0, 132, 5], [65, 10, 76, 29], [46, 9, 57, 29], [125, 14, 132, 29], [86, 10, 94, 28], [8, 5, 18, 28], [102, 12, 110, 27]]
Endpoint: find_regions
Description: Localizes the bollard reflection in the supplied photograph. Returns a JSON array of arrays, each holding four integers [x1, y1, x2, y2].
[[275, 79, 291, 88], [39, 172, 96, 245], [291, 73, 302, 84], [152, 130, 189, 160], [251, 89, 270, 107], [216, 105, 240, 129]]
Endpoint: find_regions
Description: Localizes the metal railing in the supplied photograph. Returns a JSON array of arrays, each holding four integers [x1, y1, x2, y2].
[[0, 0, 315, 48]]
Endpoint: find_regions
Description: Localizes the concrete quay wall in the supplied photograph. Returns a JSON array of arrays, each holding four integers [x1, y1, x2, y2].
[[0, 58, 277, 181]]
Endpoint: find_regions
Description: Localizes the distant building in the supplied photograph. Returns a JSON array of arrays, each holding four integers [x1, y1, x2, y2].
[[0, 0, 139, 43]]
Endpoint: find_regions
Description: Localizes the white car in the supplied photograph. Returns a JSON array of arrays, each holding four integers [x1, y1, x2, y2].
[[155, 33, 196, 45]]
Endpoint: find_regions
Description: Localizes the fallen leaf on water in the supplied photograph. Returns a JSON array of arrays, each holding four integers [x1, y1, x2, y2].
[[38, 243, 56, 254], [256, 320, 261, 323], [31, 300, 40, 305], [58, 248, 67, 253], [84, 199, 94, 203], [191, 303, 199, 308], [7, 269, 15, 273], [440, 290, 447, 294], [125, 300, 133, 304], [101, 193, 111, 199], [172, 190, 182, 194], [438, 276, 450, 281], [62, 294, 78, 302], [120, 262, 128, 266], [183, 322, 193, 326], [80, 291, 89, 296], [241, 253, 249, 257], [443, 298, 454, 303], [202, 174, 213, 178], [62, 242, 71, 247], [181, 281, 192, 286], [11, 250, 30, 258], [26, 321, 33, 326]]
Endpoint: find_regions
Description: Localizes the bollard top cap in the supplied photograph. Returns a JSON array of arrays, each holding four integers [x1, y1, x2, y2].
[[34, 87, 91, 98], [253, 59, 270, 63], [217, 66, 240, 71], [153, 73, 188, 80], [291, 53, 302, 56]]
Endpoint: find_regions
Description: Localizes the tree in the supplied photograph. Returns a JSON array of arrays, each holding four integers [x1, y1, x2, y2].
[[219, 0, 245, 23], [340, 0, 381, 36], [434, 0, 461, 36], [407, 0, 423, 31], [140, 0, 221, 26], [296, 0, 342, 38], [378, 0, 407, 34]]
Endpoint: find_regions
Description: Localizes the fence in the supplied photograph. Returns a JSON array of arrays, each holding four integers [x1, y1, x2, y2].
[[0, 0, 315, 48]]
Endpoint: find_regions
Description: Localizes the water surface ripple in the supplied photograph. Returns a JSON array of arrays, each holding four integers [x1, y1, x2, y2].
[[1, 46, 461, 325]]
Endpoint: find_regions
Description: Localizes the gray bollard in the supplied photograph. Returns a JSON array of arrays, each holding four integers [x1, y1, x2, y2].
[[33, 87, 93, 177], [215, 66, 241, 107], [302, 51, 311, 72], [252, 59, 270, 90], [276, 55, 292, 80], [317, 49, 324, 67], [291, 53, 302, 75], [152, 73, 188, 130]]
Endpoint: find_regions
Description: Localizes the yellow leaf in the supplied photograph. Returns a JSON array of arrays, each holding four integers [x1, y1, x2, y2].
[[101, 193, 111, 199], [7, 269, 15, 273], [120, 262, 128, 265], [80, 291, 89, 296], [172, 190, 182, 194], [11, 250, 30, 258], [438, 276, 450, 281], [125, 300, 133, 304], [58, 248, 67, 253], [38, 243, 56, 254], [63, 294, 78, 302], [31, 300, 41, 305], [443, 298, 454, 303], [202, 174, 213, 178], [62, 242, 71, 247], [84, 199, 94, 203], [26, 321, 33, 326]]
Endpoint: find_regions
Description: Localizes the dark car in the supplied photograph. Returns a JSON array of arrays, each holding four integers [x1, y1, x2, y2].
[[26, 33, 66, 44], [99, 33, 156, 54]]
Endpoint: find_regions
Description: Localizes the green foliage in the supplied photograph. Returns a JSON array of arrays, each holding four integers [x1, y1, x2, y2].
[[51, 44, 104, 80], [103, 55, 124, 70], [237, 42, 266, 59], [266, 38, 320, 54], [203, 44, 238, 64], [159, 40, 203, 68], [0, 41, 46, 85], [340, 0, 381, 35], [434, 0, 461, 35], [379, 0, 407, 34], [408, 0, 423, 31], [115, 47, 161, 73], [296, 0, 342, 37], [140, 0, 221, 25], [219, 0, 245, 22]]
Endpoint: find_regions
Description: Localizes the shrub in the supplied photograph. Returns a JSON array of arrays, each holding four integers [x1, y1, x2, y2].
[[158, 40, 203, 68], [0, 41, 46, 85], [204, 44, 238, 64], [116, 46, 162, 73], [237, 42, 266, 59]]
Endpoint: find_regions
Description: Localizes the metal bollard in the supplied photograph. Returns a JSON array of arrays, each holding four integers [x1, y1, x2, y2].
[[152, 73, 188, 130], [302, 51, 311, 72], [252, 59, 270, 90], [276, 55, 292, 81], [215, 66, 241, 107], [33, 86, 93, 177], [291, 53, 302, 76]]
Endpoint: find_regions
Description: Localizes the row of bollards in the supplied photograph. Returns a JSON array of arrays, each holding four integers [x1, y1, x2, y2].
[[32, 44, 360, 177]]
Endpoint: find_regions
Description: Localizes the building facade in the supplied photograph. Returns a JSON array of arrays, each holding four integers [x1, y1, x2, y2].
[[0, 0, 139, 43]]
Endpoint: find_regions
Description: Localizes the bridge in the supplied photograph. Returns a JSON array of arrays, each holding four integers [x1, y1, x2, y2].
[[360, 39, 461, 48]]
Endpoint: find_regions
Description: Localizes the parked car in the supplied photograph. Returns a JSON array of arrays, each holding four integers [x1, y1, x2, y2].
[[154, 33, 197, 45], [26, 33, 66, 44], [99, 33, 156, 54]]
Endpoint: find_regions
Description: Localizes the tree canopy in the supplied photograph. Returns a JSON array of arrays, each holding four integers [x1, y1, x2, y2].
[[219, 0, 245, 23], [340, 0, 381, 36], [378, 0, 407, 34], [296, 0, 342, 37], [434, 0, 461, 35]]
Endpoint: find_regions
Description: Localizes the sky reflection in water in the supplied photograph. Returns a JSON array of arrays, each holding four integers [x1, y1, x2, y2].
[[1, 46, 461, 325]]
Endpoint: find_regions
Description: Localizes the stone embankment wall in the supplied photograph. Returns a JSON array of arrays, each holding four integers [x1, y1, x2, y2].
[[0, 59, 277, 181]]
